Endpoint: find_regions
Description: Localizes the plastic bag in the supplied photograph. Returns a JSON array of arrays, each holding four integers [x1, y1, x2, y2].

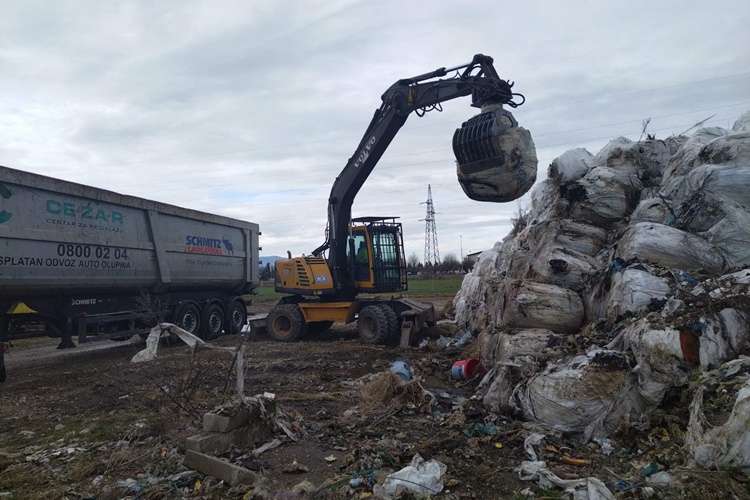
[[373, 453, 447, 497]]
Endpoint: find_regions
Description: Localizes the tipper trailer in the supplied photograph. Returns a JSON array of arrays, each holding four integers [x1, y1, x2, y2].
[[0, 165, 260, 382]]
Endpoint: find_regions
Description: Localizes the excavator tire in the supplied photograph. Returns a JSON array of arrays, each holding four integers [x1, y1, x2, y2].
[[267, 304, 305, 342], [357, 305, 390, 344], [377, 304, 399, 339], [307, 321, 334, 335]]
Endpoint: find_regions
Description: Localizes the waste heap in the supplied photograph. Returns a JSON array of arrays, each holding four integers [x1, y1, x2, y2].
[[453, 111, 750, 471]]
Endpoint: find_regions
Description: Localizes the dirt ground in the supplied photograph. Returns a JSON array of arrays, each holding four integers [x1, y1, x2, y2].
[[1, 299, 748, 499]]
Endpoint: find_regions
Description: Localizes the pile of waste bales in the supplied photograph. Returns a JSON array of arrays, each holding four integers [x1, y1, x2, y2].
[[453, 111, 750, 480]]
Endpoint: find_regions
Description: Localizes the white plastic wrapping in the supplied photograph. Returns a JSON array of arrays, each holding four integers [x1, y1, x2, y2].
[[563, 167, 643, 225], [501, 281, 584, 334], [685, 358, 750, 471], [548, 148, 595, 185], [616, 222, 726, 275], [606, 267, 671, 319]]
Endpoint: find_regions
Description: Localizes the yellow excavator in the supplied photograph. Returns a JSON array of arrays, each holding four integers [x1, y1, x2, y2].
[[269, 54, 528, 344]]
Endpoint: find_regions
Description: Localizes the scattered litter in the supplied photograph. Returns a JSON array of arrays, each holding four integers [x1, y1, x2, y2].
[[251, 438, 283, 457], [283, 459, 309, 474], [373, 453, 447, 497]]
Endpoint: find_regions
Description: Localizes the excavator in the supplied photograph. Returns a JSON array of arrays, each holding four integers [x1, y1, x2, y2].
[[269, 54, 528, 344]]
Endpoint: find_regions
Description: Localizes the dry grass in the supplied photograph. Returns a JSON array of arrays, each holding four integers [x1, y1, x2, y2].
[[359, 372, 430, 418]]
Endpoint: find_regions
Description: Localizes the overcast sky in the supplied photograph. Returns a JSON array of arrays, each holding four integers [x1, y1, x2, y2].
[[2, 0, 749, 262]]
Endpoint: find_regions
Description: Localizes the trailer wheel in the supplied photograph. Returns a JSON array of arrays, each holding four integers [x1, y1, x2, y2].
[[175, 304, 201, 336], [226, 300, 247, 335], [357, 305, 390, 344], [202, 304, 224, 340], [307, 321, 334, 335], [378, 304, 399, 339], [267, 304, 304, 342]]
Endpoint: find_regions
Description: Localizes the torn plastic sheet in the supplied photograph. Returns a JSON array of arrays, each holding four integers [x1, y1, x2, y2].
[[479, 329, 561, 413], [512, 350, 645, 442], [132, 323, 246, 398], [517, 460, 616, 499], [685, 358, 750, 471]]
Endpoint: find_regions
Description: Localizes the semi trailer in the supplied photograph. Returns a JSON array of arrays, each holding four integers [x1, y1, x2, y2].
[[0, 165, 260, 382]]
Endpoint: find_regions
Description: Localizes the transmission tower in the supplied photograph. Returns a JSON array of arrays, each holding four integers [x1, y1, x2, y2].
[[421, 184, 440, 266]]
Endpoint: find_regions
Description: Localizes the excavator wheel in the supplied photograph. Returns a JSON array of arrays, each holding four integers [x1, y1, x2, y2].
[[377, 304, 399, 339], [307, 321, 334, 335], [267, 304, 305, 342], [357, 305, 390, 344]]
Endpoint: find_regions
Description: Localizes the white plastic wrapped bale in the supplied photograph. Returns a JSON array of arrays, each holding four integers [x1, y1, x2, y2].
[[597, 138, 671, 177], [733, 110, 750, 132], [501, 281, 584, 334], [527, 246, 602, 290], [477, 328, 561, 369], [609, 319, 689, 406], [479, 329, 561, 413], [682, 164, 750, 209], [616, 222, 726, 275], [696, 308, 750, 370], [697, 130, 750, 167], [594, 136, 632, 166], [527, 218, 608, 257], [630, 197, 671, 224], [547, 148, 595, 185], [671, 192, 750, 269], [685, 358, 750, 471], [561, 167, 643, 226], [662, 127, 729, 179], [528, 178, 562, 224], [511, 350, 646, 442], [453, 276, 505, 333], [606, 267, 672, 320], [456, 126, 538, 202]]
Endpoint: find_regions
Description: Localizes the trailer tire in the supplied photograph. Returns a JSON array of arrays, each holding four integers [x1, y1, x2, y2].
[[358, 305, 390, 344], [307, 321, 334, 335], [226, 300, 247, 335], [267, 304, 305, 342], [175, 304, 201, 336], [378, 304, 399, 339], [202, 304, 224, 340]]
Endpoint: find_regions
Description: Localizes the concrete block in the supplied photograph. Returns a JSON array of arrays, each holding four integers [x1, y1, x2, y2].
[[203, 410, 250, 433], [184, 450, 257, 486], [186, 420, 274, 455]]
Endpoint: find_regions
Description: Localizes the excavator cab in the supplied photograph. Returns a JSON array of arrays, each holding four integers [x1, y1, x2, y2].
[[348, 217, 406, 293], [274, 217, 406, 297]]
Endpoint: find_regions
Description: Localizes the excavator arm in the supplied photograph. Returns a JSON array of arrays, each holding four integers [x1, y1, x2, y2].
[[312, 54, 525, 297]]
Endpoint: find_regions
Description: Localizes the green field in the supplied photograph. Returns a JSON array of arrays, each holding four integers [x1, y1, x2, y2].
[[248, 274, 464, 304]]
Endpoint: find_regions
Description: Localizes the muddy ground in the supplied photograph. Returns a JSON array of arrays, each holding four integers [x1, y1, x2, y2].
[[0, 299, 747, 500]]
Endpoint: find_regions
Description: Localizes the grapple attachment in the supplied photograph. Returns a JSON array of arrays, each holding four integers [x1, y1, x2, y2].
[[453, 107, 537, 203]]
